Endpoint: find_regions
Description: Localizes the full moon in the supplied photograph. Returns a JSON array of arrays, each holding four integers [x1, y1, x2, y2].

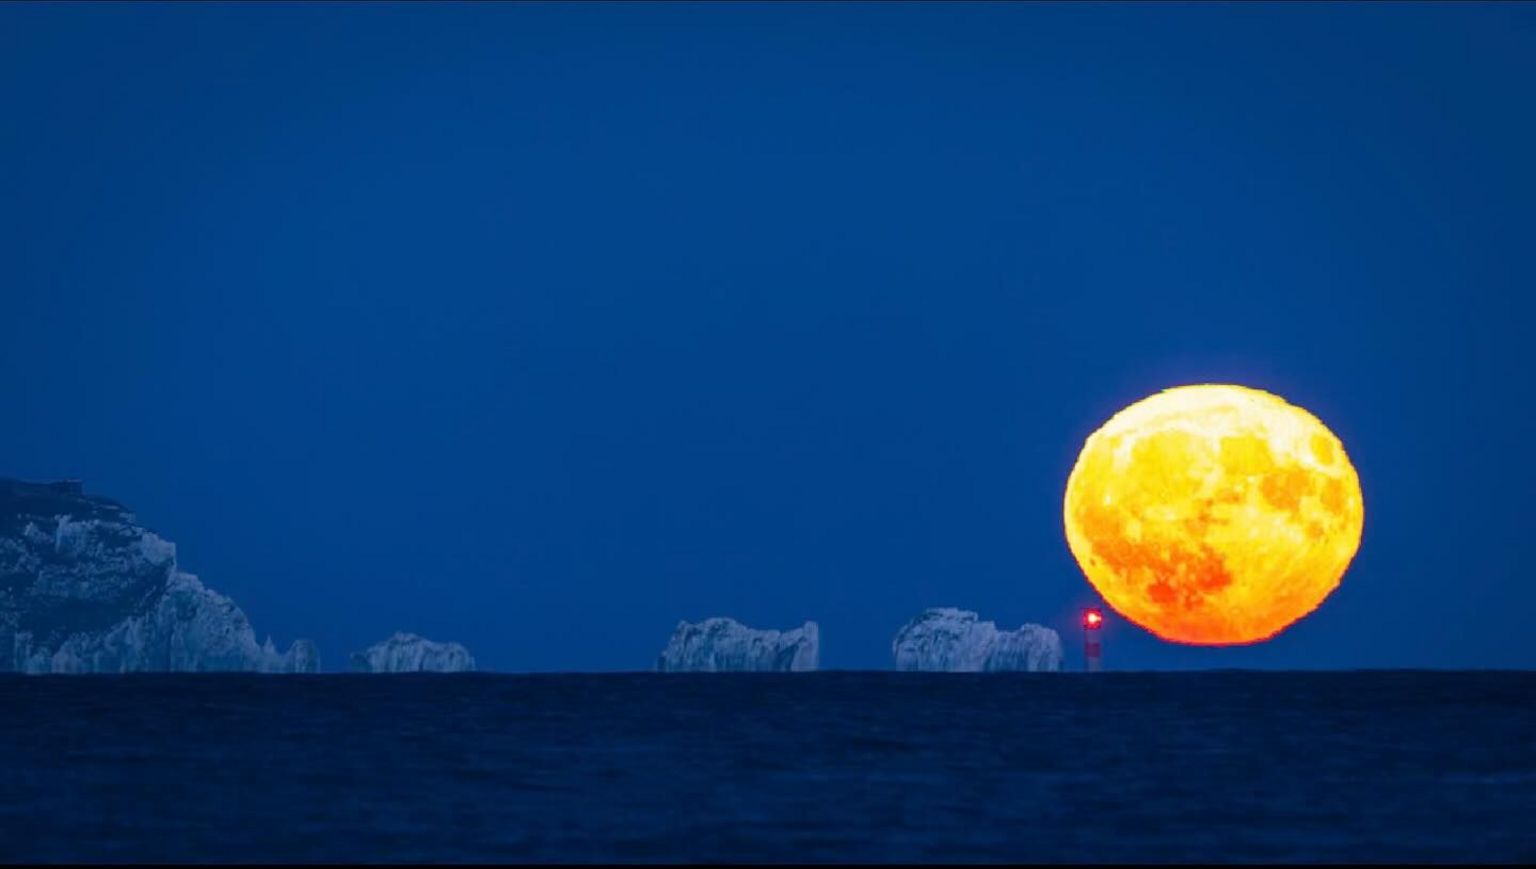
[[1063, 384, 1364, 645]]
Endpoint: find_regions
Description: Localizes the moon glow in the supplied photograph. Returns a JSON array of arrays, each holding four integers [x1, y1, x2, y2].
[[1063, 384, 1364, 645]]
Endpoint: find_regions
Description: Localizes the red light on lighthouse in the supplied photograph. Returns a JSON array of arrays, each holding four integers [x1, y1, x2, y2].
[[1084, 609, 1104, 629]]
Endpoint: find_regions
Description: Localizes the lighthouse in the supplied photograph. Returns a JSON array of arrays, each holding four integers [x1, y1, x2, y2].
[[1083, 606, 1104, 672]]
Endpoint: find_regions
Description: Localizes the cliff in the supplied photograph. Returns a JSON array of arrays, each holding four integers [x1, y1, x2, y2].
[[0, 479, 317, 673]]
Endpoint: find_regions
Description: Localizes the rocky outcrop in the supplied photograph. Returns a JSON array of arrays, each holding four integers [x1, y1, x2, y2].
[[892, 608, 1061, 672], [1, 479, 317, 673], [349, 632, 475, 673], [275, 637, 321, 674], [656, 617, 819, 672]]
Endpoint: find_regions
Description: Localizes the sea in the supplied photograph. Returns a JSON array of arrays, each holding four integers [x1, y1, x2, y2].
[[2, 670, 1531, 864]]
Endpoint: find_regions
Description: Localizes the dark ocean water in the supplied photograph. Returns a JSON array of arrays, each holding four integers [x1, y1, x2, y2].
[[2, 671, 1531, 864]]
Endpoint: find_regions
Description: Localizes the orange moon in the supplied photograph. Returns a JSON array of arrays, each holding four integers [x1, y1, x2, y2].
[[1063, 384, 1364, 645]]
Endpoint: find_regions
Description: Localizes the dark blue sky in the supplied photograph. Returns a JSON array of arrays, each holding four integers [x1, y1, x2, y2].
[[4, 2, 1533, 670]]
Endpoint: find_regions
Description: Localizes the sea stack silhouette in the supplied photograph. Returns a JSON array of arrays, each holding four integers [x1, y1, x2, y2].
[[656, 617, 819, 672], [892, 608, 1062, 672], [350, 632, 476, 673]]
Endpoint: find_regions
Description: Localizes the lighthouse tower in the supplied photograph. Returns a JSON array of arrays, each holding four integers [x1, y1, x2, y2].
[[1083, 607, 1104, 672]]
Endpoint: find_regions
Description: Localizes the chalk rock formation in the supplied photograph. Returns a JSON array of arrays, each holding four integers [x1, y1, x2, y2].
[[892, 607, 1061, 672], [1, 479, 317, 673], [349, 632, 476, 673], [657, 617, 819, 672]]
